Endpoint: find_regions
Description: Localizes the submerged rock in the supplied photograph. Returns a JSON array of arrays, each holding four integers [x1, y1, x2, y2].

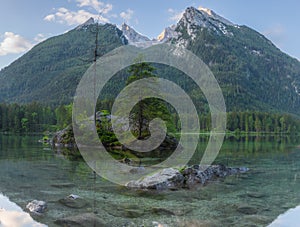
[[103, 203, 145, 218], [237, 204, 258, 215], [51, 182, 75, 188], [126, 165, 249, 190], [246, 192, 267, 199], [151, 207, 191, 216], [26, 200, 47, 214], [55, 213, 106, 227], [244, 215, 271, 225], [178, 219, 219, 227], [59, 194, 88, 209]]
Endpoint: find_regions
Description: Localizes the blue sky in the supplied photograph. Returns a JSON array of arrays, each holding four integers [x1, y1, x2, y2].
[[0, 0, 300, 70]]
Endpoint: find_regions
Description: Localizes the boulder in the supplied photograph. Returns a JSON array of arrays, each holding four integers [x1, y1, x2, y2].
[[126, 165, 249, 190], [26, 200, 47, 214], [183, 165, 249, 188], [126, 168, 184, 190]]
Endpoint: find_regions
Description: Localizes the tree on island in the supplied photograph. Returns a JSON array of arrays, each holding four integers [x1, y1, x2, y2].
[[126, 56, 176, 139]]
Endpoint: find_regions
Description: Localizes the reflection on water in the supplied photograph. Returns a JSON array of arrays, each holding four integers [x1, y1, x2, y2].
[[268, 205, 300, 227], [0, 193, 23, 211], [0, 193, 46, 227], [0, 133, 299, 226]]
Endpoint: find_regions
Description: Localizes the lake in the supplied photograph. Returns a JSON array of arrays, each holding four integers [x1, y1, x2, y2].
[[0, 134, 299, 226]]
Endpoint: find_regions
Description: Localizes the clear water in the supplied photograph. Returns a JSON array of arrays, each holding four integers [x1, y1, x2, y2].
[[0, 134, 299, 226]]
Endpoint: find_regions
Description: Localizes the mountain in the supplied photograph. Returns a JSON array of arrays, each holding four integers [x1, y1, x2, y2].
[[121, 23, 150, 44], [0, 21, 126, 104], [161, 7, 300, 113], [121, 23, 161, 48], [1, 7, 300, 115]]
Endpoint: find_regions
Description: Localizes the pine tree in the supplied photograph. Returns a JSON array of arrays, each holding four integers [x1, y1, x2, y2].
[[126, 57, 175, 139]]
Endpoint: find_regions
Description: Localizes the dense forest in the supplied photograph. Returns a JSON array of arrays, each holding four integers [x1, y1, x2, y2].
[[0, 103, 72, 133], [0, 102, 300, 135]]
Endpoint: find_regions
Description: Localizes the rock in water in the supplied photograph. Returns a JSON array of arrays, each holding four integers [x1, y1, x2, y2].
[[183, 165, 248, 188], [55, 213, 106, 227], [237, 204, 258, 215], [26, 200, 47, 214], [59, 194, 88, 209], [126, 165, 248, 190], [126, 168, 185, 190], [51, 183, 75, 188]]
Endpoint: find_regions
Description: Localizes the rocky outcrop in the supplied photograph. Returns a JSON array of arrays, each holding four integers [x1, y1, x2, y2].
[[126, 164, 249, 190], [51, 125, 77, 149], [51, 125, 82, 158], [51, 112, 180, 160]]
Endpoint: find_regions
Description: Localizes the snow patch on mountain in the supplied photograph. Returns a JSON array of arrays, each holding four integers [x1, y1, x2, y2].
[[121, 23, 152, 47]]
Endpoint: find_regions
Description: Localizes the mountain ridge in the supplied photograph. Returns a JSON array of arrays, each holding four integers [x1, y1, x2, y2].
[[0, 6, 300, 115]]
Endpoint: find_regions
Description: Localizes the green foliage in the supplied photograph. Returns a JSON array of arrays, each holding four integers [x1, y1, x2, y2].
[[0, 23, 125, 104], [180, 25, 300, 114], [225, 111, 300, 134], [96, 117, 119, 145], [55, 104, 72, 128], [0, 102, 56, 132], [125, 59, 177, 138], [0, 102, 74, 132]]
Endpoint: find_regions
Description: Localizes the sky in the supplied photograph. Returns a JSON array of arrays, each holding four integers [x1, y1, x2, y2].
[[0, 0, 300, 70]]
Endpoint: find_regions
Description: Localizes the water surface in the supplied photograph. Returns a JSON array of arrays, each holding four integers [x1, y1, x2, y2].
[[0, 134, 299, 226]]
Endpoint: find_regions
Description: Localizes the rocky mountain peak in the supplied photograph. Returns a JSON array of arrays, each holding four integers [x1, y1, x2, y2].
[[157, 24, 178, 42], [121, 23, 150, 44], [176, 6, 236, 39], [181, 6, 234, 28], [76, 17, 95, 30], [197, 7, 234, 26]]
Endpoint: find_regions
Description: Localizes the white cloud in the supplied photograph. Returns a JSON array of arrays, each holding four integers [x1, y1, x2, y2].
[[44, 14, 55, 22], [0, 32, 33, 56], [44, 0, 113, 26], [168, 8, 184, 22], [76, 0, 112, 13], [120, 9, 134, 23], [44, 8, 109, 25], [34, 34, 47, 43]]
